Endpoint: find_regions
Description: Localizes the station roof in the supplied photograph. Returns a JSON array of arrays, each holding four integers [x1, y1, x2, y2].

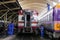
[[18, 0, 57, 18], [0, 0, 22, 21], [0, 0, 58, 21]]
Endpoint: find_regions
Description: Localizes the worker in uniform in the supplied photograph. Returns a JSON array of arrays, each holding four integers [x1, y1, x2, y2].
[[7, 20, 14, 35], [47, 3, 50, 11], [40, 24, 44, 38]]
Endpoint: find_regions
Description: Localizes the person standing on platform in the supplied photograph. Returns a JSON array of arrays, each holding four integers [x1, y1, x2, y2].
[[40, 25, 44, 38], [7, 20, 14, 36]]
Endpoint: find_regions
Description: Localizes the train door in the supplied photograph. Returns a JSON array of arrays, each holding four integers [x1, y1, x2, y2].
[[26, 13, 30, 27], [24, 12, 31, 32]]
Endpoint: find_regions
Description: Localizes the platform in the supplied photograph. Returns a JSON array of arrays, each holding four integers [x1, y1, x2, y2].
[[0, 33, 50, 40]]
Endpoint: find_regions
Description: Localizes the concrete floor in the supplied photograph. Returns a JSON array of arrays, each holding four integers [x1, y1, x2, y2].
[[0, 33, 50, 40], [0, 35, 15, 40]]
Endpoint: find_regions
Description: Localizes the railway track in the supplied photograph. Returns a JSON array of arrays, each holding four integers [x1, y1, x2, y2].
[[0, 33, 51, 40], [13, 33, 40, 40]]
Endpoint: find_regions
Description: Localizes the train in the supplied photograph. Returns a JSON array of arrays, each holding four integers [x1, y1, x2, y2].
[[18, 9, 39, 34], [0, 21, 5, 36], [39, 3, 60, 39], [17, 3, 60, 39]]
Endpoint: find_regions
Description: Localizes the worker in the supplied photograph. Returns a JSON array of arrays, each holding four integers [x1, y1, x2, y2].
[[7, 20, 14, 35], [47, 3, 50, 11], [40, 24, 44, 38]]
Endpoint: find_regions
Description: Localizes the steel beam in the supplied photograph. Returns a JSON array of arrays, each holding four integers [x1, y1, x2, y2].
[[16, 0, 22, 10], [0, 1, 16, 5], [1, 2, 18, 20], [7, 12, 17, 20], [0, 7, 20, 12], [0, 10, 9, 18]]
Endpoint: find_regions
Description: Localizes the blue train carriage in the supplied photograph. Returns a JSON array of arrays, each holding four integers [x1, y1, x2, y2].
[[40, 4, 60, 39]]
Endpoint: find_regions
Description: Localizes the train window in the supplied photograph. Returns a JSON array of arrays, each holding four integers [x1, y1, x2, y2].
[[27, 15, 30, 21], [22, 16, 24, 20], [0, 24, 3, 27], [57, 10, 60, 19], [26, 14, 30, 26], [0, 22, 4, 27]]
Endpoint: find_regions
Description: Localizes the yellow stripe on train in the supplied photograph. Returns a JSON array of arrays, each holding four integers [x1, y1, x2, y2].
[[54, 23, 60, 31], [55, 3, 60, 8]]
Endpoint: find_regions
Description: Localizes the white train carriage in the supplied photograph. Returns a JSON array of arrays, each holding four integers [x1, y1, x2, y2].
[[18, 9, 39, 33]]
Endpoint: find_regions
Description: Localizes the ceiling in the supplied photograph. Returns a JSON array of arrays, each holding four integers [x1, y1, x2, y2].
[[18, 0, 57, 20], [0, 0, 58, 21], [18, 0, 47, 13]]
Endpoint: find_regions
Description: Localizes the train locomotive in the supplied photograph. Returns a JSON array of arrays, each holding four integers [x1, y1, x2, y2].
[[18, 9, 39, 34], [40, 4, 60, 38]]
